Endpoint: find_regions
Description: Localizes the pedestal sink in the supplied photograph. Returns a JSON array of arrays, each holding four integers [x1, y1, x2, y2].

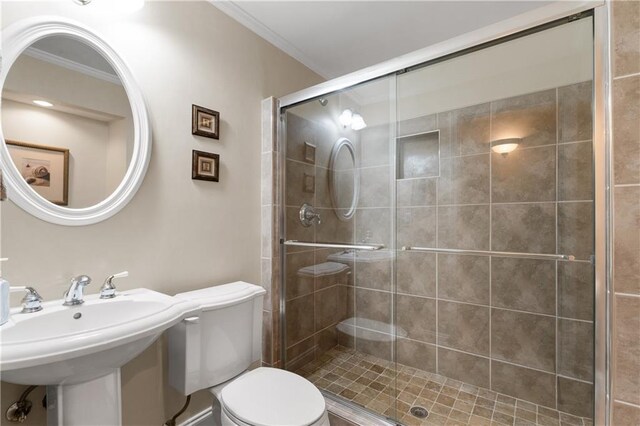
[[0, 289, 195, 425]]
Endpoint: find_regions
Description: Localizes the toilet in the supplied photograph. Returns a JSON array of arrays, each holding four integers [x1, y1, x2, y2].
[[168, 282, 330, 426]]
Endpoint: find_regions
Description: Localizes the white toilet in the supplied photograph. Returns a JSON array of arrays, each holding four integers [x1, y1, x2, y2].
[[168, 282, 330, 426]]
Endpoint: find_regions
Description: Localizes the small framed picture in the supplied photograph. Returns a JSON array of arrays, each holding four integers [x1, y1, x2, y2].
[[6, 140, 69, 205], [192, 150, 220, 182], [192, 104, 220, 139]]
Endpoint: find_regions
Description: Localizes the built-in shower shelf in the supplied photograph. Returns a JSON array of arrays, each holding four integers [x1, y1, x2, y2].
[[396, 130, 440, 179]]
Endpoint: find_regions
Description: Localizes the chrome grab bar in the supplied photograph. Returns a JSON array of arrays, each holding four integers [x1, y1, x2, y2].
[[284, 240, 385, 251], [401, 246, 576, 261]]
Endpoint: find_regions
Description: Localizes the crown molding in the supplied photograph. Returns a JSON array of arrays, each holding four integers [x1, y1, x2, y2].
[[208, 0, 331, 79]]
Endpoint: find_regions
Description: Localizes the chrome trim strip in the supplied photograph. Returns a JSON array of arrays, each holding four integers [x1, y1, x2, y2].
[[402, 246, 577, 262], [593, 4, 611, 425], [279, 1, 602, 108], [283, 240, 385, 251]]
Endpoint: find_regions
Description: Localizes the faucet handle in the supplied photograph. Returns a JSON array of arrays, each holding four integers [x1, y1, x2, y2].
[[11, 286, 43, 313], [100, 271, 128, 299]]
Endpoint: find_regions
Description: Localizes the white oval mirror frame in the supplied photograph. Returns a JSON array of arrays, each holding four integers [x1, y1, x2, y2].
[[328, 137, 359, 221], [0, 17, 151, 226]]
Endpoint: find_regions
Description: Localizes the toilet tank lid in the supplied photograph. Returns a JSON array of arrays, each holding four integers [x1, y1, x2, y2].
[[174, 282, 265, 311]]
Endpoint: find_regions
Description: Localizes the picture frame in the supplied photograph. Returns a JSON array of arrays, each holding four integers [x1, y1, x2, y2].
[[192, 150, 220, 182], [6, 140, 69, 206], [192, 104, 220, 139]]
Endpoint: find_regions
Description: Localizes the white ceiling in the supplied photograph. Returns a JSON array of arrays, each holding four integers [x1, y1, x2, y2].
[[212, 1, 553, 79]]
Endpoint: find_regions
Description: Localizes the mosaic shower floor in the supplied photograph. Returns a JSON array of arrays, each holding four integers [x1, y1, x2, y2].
[[295, 346, 593, 426]]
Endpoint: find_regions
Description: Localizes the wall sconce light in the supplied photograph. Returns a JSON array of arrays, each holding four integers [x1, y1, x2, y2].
[[491, 138, 520, 156], [339, 109, 367, 131]]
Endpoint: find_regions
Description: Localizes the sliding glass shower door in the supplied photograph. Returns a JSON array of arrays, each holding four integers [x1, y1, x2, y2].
[[281, 13, 595, 426]]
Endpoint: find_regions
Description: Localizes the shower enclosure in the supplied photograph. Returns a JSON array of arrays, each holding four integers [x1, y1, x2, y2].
[[271, 10, 605, 426]]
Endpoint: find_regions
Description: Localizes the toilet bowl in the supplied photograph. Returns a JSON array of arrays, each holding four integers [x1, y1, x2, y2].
[[209, 367, 330, 426], [167, 282, 329, 426]]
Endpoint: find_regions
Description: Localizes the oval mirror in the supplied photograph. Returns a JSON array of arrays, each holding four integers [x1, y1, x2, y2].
[[0, 18, 151, 226], [328, 137, 359, 220]]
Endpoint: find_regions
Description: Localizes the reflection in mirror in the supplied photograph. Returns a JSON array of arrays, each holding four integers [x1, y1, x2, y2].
[[1, 35, 133, 208], [328, 137, 359, 220]]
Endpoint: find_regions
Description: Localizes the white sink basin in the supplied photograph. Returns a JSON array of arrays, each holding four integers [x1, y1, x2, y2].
[[0, 288, 193, 385]]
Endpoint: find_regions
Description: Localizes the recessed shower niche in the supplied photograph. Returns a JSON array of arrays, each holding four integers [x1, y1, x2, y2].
[[396, 130, 440, 179]]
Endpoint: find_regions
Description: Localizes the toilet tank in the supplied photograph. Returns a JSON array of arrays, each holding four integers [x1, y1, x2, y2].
[[167, 282, 266, 395]]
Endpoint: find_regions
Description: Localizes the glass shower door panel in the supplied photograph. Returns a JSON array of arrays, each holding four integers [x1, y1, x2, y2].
[[394, 17, 595, 425], [282, 76, 399, 422]]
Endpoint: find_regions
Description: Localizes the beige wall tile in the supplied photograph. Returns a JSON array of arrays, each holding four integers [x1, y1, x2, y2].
[[454, 103, 491, 155], [438, 301, 490, 356], [492, 203, 556, 253], [491, 258, 555, 315], [557, 319, 594, 382], [612, 401, 640, 426], [614, 295, 640, 405], [614, 186, 640, 294], [491, 361, 556, 408], [438, 154, 490, 204], [558, 81, 593, 143], [286, 293, 315, 347], [613, 76, 640, 185], [438, 205, 490, 250], [397, 206, 437, 248], [558, 201, 594, 261], [397, 177, 437, 207], [438, 347, 490, 389], [612, 0, 640, 77], [491, 90, 557, 149], [557, 377, 593, 418], [491, 309, 556, 372], [558, 142, 594, 201], [558, 262, 594, 321], [491, 146, 556, 203], [397, 338, 437, 372], [397, 294, 436, 343], [438, 254, 490, 305], [396, 251, 437, 297]]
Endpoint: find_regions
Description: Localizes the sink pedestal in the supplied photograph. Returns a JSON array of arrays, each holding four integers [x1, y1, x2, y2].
[[47, 369, 122, 426]]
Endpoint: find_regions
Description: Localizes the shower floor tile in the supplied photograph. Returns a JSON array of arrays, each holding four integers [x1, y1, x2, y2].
[[296, 346, 593, 426]]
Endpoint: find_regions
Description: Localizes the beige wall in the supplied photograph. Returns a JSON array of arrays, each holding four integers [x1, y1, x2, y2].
[[0, 1, 322, 424], [610, 1, 640, 425]]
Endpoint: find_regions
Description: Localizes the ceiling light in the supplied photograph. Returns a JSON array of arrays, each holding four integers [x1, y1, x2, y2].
[[351, 113, 367, 131], [339, 109, 353, 127], [491, 138, 520, 156], [33, 100, 53, 107], [73, 0, 92, 5]]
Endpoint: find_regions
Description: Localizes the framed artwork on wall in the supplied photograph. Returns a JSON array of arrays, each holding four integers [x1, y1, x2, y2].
[[192, 150, 219, 182], [6, 140, 69, 206], [192, 104, 220, 139]]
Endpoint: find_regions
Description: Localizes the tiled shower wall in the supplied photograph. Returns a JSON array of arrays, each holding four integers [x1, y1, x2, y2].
[[610, 1, 640, 424], [346, 82, 595, 418]]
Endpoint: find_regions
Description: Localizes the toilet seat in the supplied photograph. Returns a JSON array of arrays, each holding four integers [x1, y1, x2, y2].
[[220, 367, 326, 426]]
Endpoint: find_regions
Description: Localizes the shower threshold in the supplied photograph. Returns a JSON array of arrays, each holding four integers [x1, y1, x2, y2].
[[296, 346, 593, 426]]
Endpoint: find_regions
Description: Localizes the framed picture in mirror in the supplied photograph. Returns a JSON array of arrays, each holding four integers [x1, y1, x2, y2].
[[6, 141, 69, 206], [192, 150, 219, 182], [192, 105, 220, 139]]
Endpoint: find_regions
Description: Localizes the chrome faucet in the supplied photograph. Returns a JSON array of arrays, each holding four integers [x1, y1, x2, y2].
[[99, 271, 128, 299], [63, 275, 91, 306]]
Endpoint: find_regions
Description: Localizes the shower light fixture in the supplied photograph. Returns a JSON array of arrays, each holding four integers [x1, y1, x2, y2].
[[351, 113, 367, 130], [339, 109, 353, 127], [339, 109, 367, 131], [491, 138, 520, 156], [33, 100, 53, 107]]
